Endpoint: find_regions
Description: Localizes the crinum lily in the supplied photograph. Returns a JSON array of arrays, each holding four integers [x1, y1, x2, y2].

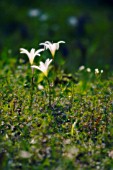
[[39, 41, 65, 57], [20, 48, 44, 65], [31, 58, 52, 77]]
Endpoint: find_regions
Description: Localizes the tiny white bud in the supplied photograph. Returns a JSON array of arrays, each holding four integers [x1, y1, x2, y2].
[[101, 70, 103, 73], [38, 84, 44, 90], [79, 65, 85, 71], [86, 68, 91, 72]]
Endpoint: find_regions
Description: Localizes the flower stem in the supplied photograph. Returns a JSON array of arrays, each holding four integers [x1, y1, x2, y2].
[[47, 78, 52, 108], [29, 68, 34, 110], [31, 67, 34, 90], [29, 90, 33, 110]]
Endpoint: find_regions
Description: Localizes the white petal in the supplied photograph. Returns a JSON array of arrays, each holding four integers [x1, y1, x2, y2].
[[45, 59, 49, 68], [56, 41, 65, 50], [32, 65, 45, 73], [31, 65, 40, 70], [54, 43, 59, 50], [39, 61, 47, 72], [45, 59, 52, 68], [44, 41, 52, 45], [39, 43, 49, 50], [29, 49, 35, 64], [39, 43, 46, 46], [35, 48, 44, 56], [30, 48, 35, 54], [20, 48, 32, 63], [20, 48, 30, 56], [49, 44, 56, 56], [58, 41, 65, 44]]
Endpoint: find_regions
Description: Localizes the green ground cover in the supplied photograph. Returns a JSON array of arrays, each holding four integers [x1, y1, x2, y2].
[[1, 62, 113, 169], [1, 1, 113, 169]]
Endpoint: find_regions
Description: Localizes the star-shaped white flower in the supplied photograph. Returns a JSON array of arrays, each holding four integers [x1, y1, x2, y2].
[[20, 48, 44, 65], [39, 41, 65, 57], [31, 58, 52, 77]]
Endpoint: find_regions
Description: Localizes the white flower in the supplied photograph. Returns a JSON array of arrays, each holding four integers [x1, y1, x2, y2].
[[79, 65, 85, 71], [95, 68, 99, 74], [39, 14, 48, 21], [28, 9, 41, 17], [38, 84, 44, 90], [20, 48, 44, 65], [108, 150, 113, 158], [39, 41, 65, 57], [68, 16, 78, 26], [31, 58, 52, 77], [101, 70, 103, 73], [86, 68, 91, 72]]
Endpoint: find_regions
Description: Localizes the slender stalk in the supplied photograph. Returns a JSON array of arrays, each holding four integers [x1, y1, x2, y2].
[[29, 90, 33, 111], [31, 67, 34, 90], [47, 78, 52, 108], [29, 67, 34, 110]]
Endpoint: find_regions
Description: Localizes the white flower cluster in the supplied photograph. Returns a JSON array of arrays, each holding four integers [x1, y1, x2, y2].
[[79, 66, 104, 75], [95, 68, 103, 75], [20, 41, 65, 77]]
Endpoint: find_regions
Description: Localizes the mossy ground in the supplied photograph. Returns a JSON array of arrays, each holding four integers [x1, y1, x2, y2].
[[1, 63, 113, 170]]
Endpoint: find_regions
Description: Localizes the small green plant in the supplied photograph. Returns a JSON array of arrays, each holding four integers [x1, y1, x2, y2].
[[20, 41, 66, 107]]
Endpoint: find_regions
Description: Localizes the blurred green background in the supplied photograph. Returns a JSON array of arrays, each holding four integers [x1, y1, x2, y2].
[[0, 0, 113, 72]]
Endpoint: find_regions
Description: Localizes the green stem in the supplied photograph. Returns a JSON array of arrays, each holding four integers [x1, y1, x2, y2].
[[31, 67, 34, 90], [29, 67, 34, 110], [47, 78, 52, 108], [29, 90, 33, 110]]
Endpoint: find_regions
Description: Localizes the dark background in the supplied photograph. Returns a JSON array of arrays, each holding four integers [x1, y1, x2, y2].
[[0, 0, 113, 72]]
